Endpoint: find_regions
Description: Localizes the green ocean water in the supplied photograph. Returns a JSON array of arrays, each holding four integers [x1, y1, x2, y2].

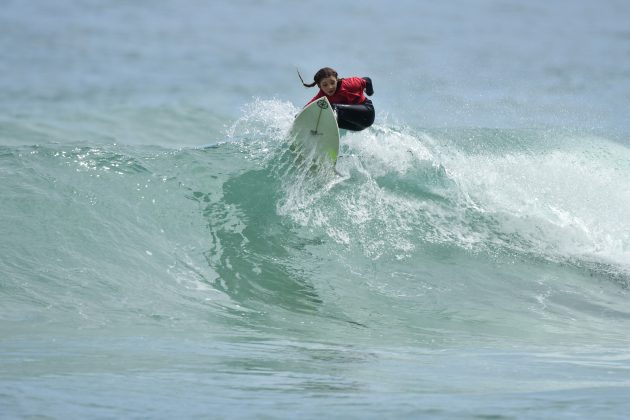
[[2, 1, 630, 418]]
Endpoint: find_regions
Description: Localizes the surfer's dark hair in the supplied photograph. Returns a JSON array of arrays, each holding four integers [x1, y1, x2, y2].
[[297, 67, 338, 88]]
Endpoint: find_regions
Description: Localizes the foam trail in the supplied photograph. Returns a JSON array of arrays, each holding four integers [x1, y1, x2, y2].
[[236, 101, 630, 280]]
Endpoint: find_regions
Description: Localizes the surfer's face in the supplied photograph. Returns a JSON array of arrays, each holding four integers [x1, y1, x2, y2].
[[319, 76, 338, 96]]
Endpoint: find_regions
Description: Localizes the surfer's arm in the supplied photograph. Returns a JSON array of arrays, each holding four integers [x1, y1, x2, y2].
[[363, 77, 374, 96]]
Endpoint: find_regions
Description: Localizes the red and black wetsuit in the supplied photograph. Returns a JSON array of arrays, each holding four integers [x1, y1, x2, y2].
[[307, 77, 375, 131]]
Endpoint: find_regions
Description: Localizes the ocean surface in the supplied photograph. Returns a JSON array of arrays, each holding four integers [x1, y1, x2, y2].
[[2, 0, 630, 418]]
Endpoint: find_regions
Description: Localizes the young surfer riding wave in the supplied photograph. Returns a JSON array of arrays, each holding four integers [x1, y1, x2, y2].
[[298, 67, 375, 131]]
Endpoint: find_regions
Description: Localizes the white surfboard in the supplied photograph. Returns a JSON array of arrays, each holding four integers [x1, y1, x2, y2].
[[289, 97, 340, 166]]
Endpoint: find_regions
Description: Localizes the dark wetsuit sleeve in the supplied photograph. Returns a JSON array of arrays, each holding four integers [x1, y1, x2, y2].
[[363, 77, 374, 96]]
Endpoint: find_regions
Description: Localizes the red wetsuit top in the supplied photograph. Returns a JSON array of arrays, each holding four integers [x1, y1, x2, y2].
[[307, 77, 367, 106]]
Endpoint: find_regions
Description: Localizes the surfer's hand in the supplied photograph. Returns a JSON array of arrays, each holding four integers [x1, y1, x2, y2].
[[363, 77, 374, 96]]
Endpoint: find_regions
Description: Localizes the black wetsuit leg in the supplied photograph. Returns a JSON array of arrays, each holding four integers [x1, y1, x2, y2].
[[334, 99, 375, 131]]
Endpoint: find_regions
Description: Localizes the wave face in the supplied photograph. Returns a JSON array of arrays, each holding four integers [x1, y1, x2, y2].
[[3, 99, 629, 335], [2, 100, 630, 418]]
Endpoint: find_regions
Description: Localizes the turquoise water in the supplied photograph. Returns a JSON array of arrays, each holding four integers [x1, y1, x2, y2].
[[2, 1, 630, 418]]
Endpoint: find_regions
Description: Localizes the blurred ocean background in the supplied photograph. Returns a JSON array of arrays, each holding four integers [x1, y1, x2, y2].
[[2, 0, 630, 418]]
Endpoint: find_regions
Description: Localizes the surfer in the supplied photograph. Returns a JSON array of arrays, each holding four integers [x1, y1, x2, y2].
[[298, 67, 375, 131]]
